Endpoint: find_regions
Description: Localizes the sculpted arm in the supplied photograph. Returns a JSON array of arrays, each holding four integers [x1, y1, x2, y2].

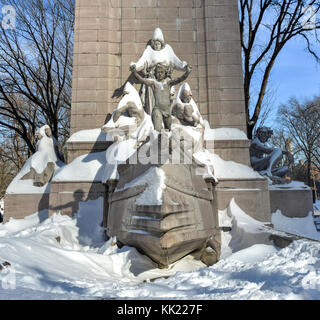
[[251, 138, 274, 154], [170, 65, 192, 86], [130, 65, 154, 87]]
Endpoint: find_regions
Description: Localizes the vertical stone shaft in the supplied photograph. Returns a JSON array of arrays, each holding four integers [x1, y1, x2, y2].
[[71, 0, 246, 135]]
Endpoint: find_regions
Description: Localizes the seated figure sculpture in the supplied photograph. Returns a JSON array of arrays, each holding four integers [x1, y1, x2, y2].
[[250, 127, 293, 182], [130, 63, 192, 132], [21, 125, 65, 186]]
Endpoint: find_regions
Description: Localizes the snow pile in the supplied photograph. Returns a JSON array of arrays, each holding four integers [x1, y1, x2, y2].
[[0, 200, 205, 300], [1, 198, 320, 299], [272, 210, 320, 241], [218, 199, 272, 259], [121, 240, 320, 300]]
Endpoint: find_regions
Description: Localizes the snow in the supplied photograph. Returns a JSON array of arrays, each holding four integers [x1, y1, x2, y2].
[[193, 151, 262, 180], [269, 180, 311, 190], [67, 129, 112, 143], [6, 125, 65, 195], [116, 167, 166, 206], [53, 152, 106, 182], [6, 158, 51, 194], [204, 128, 248, 141], [1, 198, 320, 300], [272, 210, 320, 241], [131, 28, 187, 71]]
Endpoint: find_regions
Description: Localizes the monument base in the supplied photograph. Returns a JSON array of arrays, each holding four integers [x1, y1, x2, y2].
[[214, 177, 271, 223], [4, 193, 49, 223], [269, 182, 314, 218], [48, 181, 105, 217]]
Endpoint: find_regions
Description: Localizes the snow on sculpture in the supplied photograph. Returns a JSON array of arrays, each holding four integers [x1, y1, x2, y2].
[[102, 82, 153, 145], [130, 28, 189, 115], [131, 28, 187, 73], [130, 63, 192, 132], [101, 82, 153, 184], [21, 125, 65, 186], [6, 125, 65, 192], [172, 83, 204, 128]]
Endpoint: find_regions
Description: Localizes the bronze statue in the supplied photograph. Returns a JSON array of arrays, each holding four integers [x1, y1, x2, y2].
[[250, 127, 293, 181], [130, 63, 192, 132]]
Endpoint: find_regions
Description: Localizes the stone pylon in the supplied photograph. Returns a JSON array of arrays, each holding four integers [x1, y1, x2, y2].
[[66, 0, 271, 222], [71, 0, 246, 136]]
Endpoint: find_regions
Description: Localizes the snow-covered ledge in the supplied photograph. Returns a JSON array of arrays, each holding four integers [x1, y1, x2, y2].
[[66, 129, 113, 162], [204, 128, 251, 166]]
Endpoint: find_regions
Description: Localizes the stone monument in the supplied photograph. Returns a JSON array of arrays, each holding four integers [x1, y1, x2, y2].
[[63, 0, 271, 224], [7, 1, 301, 262], [4, 0, 272, 226]]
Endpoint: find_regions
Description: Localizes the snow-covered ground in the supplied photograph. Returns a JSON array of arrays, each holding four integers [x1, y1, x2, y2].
[[0, 199, 320, 300]]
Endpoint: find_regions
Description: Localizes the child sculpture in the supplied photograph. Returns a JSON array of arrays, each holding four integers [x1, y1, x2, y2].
[[130, 63, 192, 132]]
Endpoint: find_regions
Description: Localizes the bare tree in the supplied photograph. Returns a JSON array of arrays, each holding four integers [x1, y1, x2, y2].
[[239, 0, 320, 139], [0, 0, 74, 156], [278, 96, 320, 186]]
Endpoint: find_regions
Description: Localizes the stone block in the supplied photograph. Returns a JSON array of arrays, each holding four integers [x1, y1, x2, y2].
[[214, 178, 271, 222], [67, 140, 112, 162], [4, 193, 50, 223], [49, 181, 105, 217], [269, 187, 314, 218], [207, 139, 251, 166]]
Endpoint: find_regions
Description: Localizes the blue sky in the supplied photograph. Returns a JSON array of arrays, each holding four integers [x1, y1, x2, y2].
[[258, 35, 320, 127], [271, 37, 320, 107]]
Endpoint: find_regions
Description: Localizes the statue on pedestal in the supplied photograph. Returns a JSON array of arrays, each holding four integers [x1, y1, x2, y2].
[[130, 63, 192, 132], [250, 127, 294, 183], [130, 28, 188, 115]]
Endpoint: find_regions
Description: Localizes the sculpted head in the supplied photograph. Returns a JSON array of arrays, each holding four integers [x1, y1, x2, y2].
[[181, 89, 192, 104], [151, 28, 165, 51], [179, 83, 192, 104], [256, 126, 273, 143], [35, 125, 52, 141], [155, 64, 168, 81]]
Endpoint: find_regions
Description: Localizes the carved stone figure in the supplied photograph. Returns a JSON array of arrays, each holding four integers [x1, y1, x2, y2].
[[130, 28, 188, 115], [131, 63, 192, 132], [21, 125, 64, 186], [172, 83, 204, 127], [250, 127, 294, 181], [102, 82, 153, 144]]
